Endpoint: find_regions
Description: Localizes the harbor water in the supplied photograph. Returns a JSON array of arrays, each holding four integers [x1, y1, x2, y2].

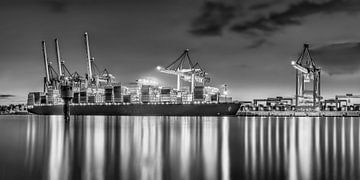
[[0, 115, 359, 180]]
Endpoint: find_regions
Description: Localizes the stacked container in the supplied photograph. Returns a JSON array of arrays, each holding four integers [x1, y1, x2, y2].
[[141, 85, 151, 103], [80, 91, 88, 103], [73, 92, 80, 104], [123, 95, 131, 103], [182, 94, 193, 102], [88, 95, 96, 103], [47, 89, 59, 104], [40, 95, 48, 104], [193, 86, 204, 101], [34, 92, 42, 104], [105, 86, 114, 103], [160, 88, 171, 102], [211, 94, 218, 102], [27, 93, 35, 105], [114, 85, 121, 103]]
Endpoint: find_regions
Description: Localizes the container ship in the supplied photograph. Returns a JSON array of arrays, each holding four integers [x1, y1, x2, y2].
[[27, 33, 240, 116]]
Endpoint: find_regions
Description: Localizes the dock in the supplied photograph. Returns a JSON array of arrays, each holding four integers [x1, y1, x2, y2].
[[237, 110, 360, 117]]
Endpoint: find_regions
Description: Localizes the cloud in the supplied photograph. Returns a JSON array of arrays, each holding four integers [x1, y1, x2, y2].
[[310, 42, 360, 75], [245, 39, 268, 49], [190, 1, 236, 36], [232, 0, 360, 34], [40, 0, 68, 12], [192, 0, 360, 38], [249, 1, 275, 10], [0, 94, 16, 98]]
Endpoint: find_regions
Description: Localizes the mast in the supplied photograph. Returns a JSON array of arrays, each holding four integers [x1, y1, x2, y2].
[[55, 38, 63, 77], [42, 41, 50, 83], [84, 32, 93, 80]]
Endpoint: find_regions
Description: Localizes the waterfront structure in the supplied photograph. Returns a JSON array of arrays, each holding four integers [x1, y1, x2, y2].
[[27, 33, 239, 116], [291, 44, 321, 109]]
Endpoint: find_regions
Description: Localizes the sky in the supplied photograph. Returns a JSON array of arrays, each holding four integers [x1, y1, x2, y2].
[[1, 0, 360, 104]]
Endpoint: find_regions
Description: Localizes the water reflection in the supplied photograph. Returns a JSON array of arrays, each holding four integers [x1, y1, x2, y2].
[[0, 116, 359, 180]]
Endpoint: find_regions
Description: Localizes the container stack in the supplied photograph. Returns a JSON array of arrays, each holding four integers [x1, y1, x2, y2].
[[211, 94, 218, 102], [219, 96, 232, 103], [80, 91, 88, 103], [88, 95, 96, 103], [193, 86, 204, 101], [95, 93, 103, 103], [160, 88, 171, 102], [182, 93, 192, 102], [105, 86, 114, 103], [40, 95, 48, 104], [34, 92, 42, 104], [47, 89, 59, 104], [27, 93, 35, 105], [114, 86, 122, 103], [123, 95, 131, 103], [126, 83, 140, 103], [141, 85, 151, 103], [73, 92, 80, 103]]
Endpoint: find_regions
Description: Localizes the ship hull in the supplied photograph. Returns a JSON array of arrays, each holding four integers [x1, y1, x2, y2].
[[28, 103, 240, 116]]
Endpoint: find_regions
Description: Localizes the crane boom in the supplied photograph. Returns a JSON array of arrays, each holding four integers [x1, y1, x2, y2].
[[42, 41, 50, 83], [84, 32, 93, 80], [55, 38, 63, 77]]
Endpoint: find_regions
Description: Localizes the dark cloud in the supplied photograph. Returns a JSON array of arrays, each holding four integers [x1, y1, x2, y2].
[[311, 42, 360, 75], [190, 1, 236, 36], [232, 0, 360, 34], [0, 95, 16, 98], [249, 2, 273, 10], [192, 0, 360, 37], [245, 39, 268, 49], [39, 0, 69, 12]]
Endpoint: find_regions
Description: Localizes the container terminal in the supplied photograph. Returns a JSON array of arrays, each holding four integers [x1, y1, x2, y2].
[[26, 33, 360, 117], [238, 44, 360, 117], [27, 33, 240, 116]]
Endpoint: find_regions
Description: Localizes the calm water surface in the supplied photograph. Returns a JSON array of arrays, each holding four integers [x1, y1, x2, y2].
[[0, 115, 359, 180]]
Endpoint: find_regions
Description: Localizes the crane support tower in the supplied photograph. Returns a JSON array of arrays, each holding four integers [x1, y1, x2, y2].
[[291, 44, 321, 109]]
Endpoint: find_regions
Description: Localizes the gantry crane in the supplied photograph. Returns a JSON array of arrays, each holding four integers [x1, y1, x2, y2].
[[291, 44, 321, 109], [157, 49, 210, 94], [42, 41, 60, 92], [83, 32, 115, 89]]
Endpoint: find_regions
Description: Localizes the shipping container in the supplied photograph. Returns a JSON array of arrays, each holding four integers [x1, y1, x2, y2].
[[27, 93, 35, 105], [88, 95, 96, 103], [40, 95, 48, 104], [105, 87, 114, 103], [123, 95, 131, 103], [141, 85, 151, 95], [80, 91, 88, 103], [95, 94, 103, 103], [33, 92, 42, 104], [141, 95, 150, 103], [211, 94, 218, 102], [194, 86, 204, 100], [73, 92, 80, 104], [114, 86, 121, 99], [160, 88, 171, 95]]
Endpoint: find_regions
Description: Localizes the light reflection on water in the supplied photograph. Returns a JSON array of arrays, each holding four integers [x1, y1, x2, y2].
[[0, 116, 360, 179]]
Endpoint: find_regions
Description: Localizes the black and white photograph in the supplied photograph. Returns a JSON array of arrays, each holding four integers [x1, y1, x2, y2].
[[1, 0, 360, 179]]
